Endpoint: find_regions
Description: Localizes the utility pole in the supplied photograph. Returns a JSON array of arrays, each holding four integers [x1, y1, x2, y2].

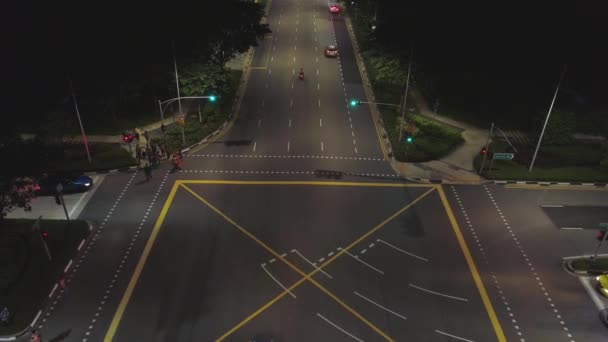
[[398, 46, 413, 141], [173, 41, 186, 145], [68, 78, 92, 164], [529, 65, 567, 172], [479, 122, 494, 174]]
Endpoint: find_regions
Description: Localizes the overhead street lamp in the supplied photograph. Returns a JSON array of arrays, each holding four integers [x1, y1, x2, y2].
[[158, 95, 219, 146]]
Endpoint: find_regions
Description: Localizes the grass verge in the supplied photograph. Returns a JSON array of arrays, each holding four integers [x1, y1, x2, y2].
[[0, 219, 89, 335], [570, 257, 608, 272], [47, 143, 135, 173], [475, 141, 608, 182]]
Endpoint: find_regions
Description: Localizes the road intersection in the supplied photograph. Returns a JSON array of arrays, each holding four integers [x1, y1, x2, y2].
[[21, 0, 608, 340]]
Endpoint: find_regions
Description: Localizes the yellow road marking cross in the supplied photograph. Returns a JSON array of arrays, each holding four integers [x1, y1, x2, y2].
[[105, 181, 505, 342]]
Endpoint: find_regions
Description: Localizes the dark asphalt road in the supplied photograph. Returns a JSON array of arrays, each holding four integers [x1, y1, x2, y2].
[[27, 0, 608, 341]]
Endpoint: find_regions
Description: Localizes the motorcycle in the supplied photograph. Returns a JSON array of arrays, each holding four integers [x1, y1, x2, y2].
[[298, 71, 304, 80]]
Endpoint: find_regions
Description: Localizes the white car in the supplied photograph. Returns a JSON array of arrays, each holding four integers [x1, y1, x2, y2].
[[325, 45, 338, 57]]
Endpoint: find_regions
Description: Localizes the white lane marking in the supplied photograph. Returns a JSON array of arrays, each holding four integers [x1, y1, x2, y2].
[[320, 118, 322, 127], [261, 99, 265, 107], [293, 56, 296, 62], [261, 264, 296, 299], [560, 227, 583, 230], [338, 248, 384, 275], [69, 175, 105, 218], [287, 141, 290, 152], [316, 68, 319, 76], [354, 147, 358, 154], [541, 204, 563, 207], [377, 239, 428, 261], [292, 68, 295, 75], [316, 57, 318, 62], [258, 120, 262, 128], [317, 83, 320, 91], [354, 291, 407, 320], [435, 330, 476, 342], [292, 82, 294, 89], [579, 276, 606, 310], [292, 249, 332, 279], [290, 98, 293, 108], [321, 141, 324, 152], [253, 141, 257, 152], [318, 99, 321, 107], [409, 284, 468, 302], [316, 313, 365, 342], [271, 56, 274, 62], [289, 119, 292, 128], [294, 45, 297, 51]]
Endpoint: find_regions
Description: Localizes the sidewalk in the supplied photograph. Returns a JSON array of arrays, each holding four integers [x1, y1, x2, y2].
[[395, 89, 488, 182]]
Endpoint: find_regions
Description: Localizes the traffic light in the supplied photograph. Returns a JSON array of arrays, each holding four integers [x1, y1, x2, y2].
[[208, 95, 217, 102], [598, 230, 606, 241], [481, 148, 487, 155], [349, 99, 359, 107], [40, 228, 49, 241], [403, 134, 413, 144], [122, 132, 134, 143]]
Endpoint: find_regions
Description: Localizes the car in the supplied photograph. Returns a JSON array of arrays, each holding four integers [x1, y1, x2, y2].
[[325, 45, 338, 57], [596, 275, 608, 297], [35, 174, 94, 195], [329, 4, 341, 13]]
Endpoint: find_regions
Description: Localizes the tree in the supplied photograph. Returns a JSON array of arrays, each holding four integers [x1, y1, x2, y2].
[[367, 53, 407, 85], [179, 63, 227, 97], [0, 177, 37, 222], [533, 111, 576, 145]]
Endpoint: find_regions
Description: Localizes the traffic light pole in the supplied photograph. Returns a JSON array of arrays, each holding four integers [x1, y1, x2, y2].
[[591, 228, 608, 266], [33, 216, 52, 262], [479, 122, 494, 174]]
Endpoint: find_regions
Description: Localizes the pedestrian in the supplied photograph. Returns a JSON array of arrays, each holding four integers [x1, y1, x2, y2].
[[161, 143, 168, 159], [58, 273, 68, 296], [30, 330, 41, 342], [149, 146, 158, 168], [143, 130, 149, 143], [142, 152, 152, 181], [171, 152, 183, 172]]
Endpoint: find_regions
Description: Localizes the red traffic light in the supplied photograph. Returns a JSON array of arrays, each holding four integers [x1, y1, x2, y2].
[[481, 148, 487, 155], [598, 231, 606, 241], [122, 133, 134, 143], [41, 230, 49, 240]]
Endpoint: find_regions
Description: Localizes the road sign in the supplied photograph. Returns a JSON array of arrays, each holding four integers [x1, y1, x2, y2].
[[600, 223, 608, 228], [492, 152, 514, 160]]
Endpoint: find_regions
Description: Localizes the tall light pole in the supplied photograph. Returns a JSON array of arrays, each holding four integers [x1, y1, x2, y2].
[[172, 41, 185, 145], [529, 65, 567, 172], [68, 78, 92, 164], [398, 46, 413, 141]]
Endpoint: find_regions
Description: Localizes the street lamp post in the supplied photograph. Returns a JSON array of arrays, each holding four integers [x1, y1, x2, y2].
[[68, 78, 92, 164], [173, 41, 185, 145], [529, 65, 567, 172], [398, 47, 413, 141]]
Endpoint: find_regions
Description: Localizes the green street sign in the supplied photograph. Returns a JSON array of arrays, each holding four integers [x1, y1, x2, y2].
[[492, 153, 514, 160], [600, 223, 608, 228]]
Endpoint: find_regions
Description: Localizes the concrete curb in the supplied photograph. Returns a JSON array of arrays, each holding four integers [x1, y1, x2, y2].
[[0, 221, 95, 341], [490, 180, 608, 187]]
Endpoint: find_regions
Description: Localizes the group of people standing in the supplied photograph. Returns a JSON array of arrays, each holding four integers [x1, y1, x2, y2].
[[134, 128, 184, 181]]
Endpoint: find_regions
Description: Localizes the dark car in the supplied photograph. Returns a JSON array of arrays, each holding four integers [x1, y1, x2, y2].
[[35, 175, 94, 195]]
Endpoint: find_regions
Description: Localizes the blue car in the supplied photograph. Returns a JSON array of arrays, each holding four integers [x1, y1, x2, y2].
[[35, 174, 94, 195]]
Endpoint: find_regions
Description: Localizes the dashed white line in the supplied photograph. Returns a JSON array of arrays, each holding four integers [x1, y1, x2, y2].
[[560, 227, 583, 230], [258, 119, 262, 128], [292, 249, 332, 279], [289, 119, 292, 128], [316, 313, 365, 342], [261, 264, 296, 299], [287, 141, 291, 152], [409, 283, 468, 302], [338, 248, 384, 275], [253, 141, 257, 152], [320, 118, 323, 127], [541, 204, 563, 208], [377, 239, 428, 261], [320, 141, 324, 152], [354, 291, 407, 320]]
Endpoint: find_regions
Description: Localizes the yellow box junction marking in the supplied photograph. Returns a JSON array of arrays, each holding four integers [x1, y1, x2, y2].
[[104, 181, 504, 342], [436, 185, 506, 342]]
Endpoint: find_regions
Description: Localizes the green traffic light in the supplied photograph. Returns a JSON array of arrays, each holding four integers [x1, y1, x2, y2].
[[209, 95, 217, 102], [350, 99, 358, 107], [406, 136, 413, 143]]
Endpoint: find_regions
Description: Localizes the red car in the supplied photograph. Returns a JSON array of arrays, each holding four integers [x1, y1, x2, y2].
[[329, 4, 341, 13]]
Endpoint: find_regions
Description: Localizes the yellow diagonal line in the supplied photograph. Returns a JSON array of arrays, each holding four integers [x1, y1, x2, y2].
[[201, 185, 437, 341]]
